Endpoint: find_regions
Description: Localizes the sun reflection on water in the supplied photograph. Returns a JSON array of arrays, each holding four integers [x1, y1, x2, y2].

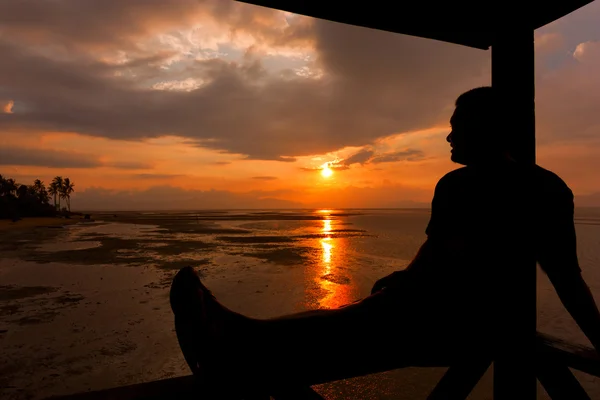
[[321, 237, 332, 267], [317, 213, 353, 309], [322, 219, 332, 234]]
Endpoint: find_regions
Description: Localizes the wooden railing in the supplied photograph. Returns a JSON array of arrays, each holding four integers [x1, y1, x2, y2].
[[48, 333, 599, 400]]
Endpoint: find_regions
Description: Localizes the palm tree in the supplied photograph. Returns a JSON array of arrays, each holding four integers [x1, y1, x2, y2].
[[61, 177, 75, 212], [51, 176, 63, 210], [16, 184, 29, 199], [33, 179, 49, 204], [48, 182, 58, 209], [4, 178, 17, 197], [33, 179, 43, 192], [0, 174, 6, 197]]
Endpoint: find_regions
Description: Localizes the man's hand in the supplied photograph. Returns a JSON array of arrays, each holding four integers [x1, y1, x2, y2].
[[371, 240, 432, 295], [371, 270, 409, 295], [547, 270, 600, 355]]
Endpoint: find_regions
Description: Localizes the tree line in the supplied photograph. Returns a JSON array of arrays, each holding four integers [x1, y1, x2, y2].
[[0, 175, 75, 220]]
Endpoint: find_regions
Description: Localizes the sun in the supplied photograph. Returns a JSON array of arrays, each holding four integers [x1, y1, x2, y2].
[[321, 165, 333, 178]]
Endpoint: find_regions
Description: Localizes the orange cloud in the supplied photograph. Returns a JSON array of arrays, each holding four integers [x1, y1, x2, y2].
[[2, 100, 13, 114]]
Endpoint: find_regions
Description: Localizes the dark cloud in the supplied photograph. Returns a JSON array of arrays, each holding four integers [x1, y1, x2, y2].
[[370, 149, 424, 164], [0, 146, 100, 168], [133, 173, 186, 179], [0, 0, 489, 162], [0, 0, 307, 51], [342, 149, 375, 166], [0, 146, 157, 170], [243, 155, 297, 162], [331, 148, 425, 168], [1, 0, 599, 166], [105, 161, 153, 169], [251, 176, 278, 180]]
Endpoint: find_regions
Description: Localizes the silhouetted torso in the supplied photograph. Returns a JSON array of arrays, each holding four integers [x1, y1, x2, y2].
[[413, 161, 579, 332]]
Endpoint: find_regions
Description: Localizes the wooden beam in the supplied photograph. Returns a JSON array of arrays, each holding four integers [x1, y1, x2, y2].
[[235, 1, 594, 50], [426, 359, 492, 400], [491, 28, 537, 399], [492, 32, 536, 164], [537, 333, 600, 377], [537, 358, 591, 400], [46, 334, 598, 400]]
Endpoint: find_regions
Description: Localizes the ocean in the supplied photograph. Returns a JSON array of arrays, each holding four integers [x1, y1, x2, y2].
[[1, 208, 599, 399]]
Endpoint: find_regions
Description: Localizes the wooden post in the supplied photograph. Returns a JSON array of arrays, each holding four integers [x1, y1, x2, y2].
[[491, 29, 536, 399], [427, 359, 492, 400]]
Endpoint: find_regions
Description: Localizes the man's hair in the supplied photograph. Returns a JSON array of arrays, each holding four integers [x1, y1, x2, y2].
[[454, 86, 500, 128], [455, 86, 497, 110]]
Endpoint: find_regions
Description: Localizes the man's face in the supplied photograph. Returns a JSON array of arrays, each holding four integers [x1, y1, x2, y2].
[[446, 106, 496, 165], [446, 107, 472, 165]]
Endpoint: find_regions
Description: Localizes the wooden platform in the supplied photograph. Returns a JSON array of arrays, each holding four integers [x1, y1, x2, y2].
[[47, 333, 599, 400]]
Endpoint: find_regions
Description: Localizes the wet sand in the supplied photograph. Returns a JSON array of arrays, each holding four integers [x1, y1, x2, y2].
[[1, 212, 386, 400], [0, 217, 80, 232], [0, 210, 596, 399]]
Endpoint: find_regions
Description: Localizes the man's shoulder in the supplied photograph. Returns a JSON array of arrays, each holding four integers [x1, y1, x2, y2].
[[531, 165, 572, 195], [438, 167, 470, 183], [435, 167, 471, 190], [434, 164, 572, 195]]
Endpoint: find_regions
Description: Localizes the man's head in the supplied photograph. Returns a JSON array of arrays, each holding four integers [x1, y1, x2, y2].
[[447, 86, 507, 165]]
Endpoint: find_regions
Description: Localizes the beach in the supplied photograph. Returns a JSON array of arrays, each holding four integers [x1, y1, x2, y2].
[[1, 209, 599, 399]]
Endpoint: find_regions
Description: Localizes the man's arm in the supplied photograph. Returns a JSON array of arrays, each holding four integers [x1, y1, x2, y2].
[[370, 174, 458, 295], [539, 183, 600, 351], [546, 269, 600, 351], [370, 239, 434, 294]]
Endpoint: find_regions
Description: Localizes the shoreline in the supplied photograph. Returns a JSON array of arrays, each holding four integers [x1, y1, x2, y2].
[[0, 217, 81, 233]]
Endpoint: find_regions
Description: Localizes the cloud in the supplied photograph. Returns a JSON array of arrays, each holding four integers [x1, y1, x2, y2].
[[0, 146, 101, 168], [71, 185, 303, 210], [370, 149, 425, 164], [573, 40, 600, 63], [152, 78, 204, 92], [535, 33, 565, 54], [105, 161, 153, 170], [133, 173, 186, 179], [0, 146, 158, 170], [0, 0, 489, 162], [333, 148, 425, 168], [251, 176, 278, 180], [342, 149, 374, 166], [0, 0, 312, 54], [300, 164, 349, 172], [3, 100, 14, 114], [536, 38, 600, 144]]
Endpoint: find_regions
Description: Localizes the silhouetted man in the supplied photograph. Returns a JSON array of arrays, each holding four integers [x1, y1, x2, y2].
[[170, 87, 600, 392]]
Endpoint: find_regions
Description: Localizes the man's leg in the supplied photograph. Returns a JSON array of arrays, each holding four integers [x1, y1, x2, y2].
[[170, 267, 422, 391]]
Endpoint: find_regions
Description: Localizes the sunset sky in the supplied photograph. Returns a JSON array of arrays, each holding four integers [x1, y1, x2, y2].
[[2, 1, 600, 210]]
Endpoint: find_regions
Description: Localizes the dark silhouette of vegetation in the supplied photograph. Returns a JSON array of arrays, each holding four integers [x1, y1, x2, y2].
[[0, 174, 75, 220]]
